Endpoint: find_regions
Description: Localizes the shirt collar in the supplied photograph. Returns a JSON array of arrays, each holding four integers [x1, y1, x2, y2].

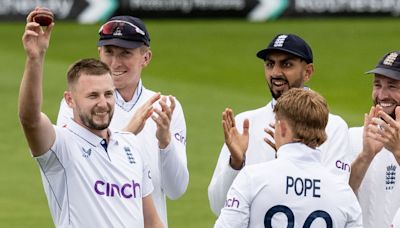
[[115, 79, 143, 111], [276, 142, 321, 163], [66, 119, 112, 147]]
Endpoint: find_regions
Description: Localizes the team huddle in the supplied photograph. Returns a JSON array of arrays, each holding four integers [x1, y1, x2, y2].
[[18, 7, 400, 228]]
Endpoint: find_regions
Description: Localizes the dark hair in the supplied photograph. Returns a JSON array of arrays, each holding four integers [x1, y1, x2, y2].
[[274, 88, 328, 148], [67, 58, 111, 88]]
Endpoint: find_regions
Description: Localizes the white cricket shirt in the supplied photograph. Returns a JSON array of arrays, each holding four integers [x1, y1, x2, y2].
[[349, 127, 400, 228], [208, 100, 352, 215], [35, 120, 153, 227], [57, 80, 188, 226], [215, 143, 362, 228], [392, 208, 400, 228]]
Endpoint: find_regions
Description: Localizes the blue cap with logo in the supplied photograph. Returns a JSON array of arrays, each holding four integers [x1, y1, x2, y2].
[[257, 34, 313, 64], [366, 51, 400, 80], [97, 16, 150, 49]]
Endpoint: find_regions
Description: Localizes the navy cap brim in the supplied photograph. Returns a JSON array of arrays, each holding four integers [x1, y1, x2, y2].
[[366, 67, 400, 80], [257, 47, 312, 63], [97, 38, 145, 49]]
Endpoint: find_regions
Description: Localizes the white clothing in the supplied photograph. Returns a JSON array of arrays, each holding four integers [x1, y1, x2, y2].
[[349, 127, 400, 228], [392, 208, 400, 228], [215, 143, 362, 228], [208, 101, 352, 215], [36, 120, 153, 228], [57, 81, 188, 226]]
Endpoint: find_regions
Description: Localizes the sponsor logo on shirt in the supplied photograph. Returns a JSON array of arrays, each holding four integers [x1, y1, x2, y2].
[[386, 164, 397, 190], [82, 148, 92, 158], [174, 132, 186, 145], [124, 146, 136, 164], [335, 160, 350, 172], [225, 197, 240, 208], [94, 180, 141, 199]]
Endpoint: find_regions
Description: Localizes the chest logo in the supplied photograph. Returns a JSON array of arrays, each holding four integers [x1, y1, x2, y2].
[[82, 148, 92, 158], [386, 164, 397, 190], [124, 146, 136, 164]]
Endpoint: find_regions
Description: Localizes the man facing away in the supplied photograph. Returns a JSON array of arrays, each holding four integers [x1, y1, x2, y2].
[[215, 88, 362, 227], [349, 51, 400, 228], [57, 16, 188, 226], [208, 33, 352, 215], [19, 8, 163, 227]]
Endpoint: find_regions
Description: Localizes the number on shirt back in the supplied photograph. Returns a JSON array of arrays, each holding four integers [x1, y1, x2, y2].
[[264, 205, 332, 228]]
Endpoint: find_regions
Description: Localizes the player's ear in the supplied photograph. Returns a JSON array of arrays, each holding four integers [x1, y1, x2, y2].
[[142, 49, 152, 67], [97, 47, 101, 55], [64, 91, 75, 108], [304, 63, 314, 82]]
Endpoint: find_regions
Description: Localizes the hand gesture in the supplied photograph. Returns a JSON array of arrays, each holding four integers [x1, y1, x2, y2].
[[264, 122, 276, 153], [362, 106, 384, 159], [22, 7, 54, 58], [376, 106, 400, 164], [124, 93, 161, 135], [152, 95, 175, 149], [222, 108, 249, 170]]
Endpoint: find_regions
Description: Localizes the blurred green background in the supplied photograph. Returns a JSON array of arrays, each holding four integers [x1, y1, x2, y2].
[[0, 18, 399, 227]]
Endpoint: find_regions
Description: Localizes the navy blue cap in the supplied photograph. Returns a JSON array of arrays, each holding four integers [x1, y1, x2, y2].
[[366, 51, 400, 80], [257, 34, 313, 63], [97, 16, 150, 49]]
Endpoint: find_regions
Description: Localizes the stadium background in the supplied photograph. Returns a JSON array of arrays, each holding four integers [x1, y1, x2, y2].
[[1, 0, 400, 227]]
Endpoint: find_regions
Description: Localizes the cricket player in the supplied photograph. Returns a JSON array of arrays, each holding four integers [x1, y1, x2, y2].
[[56, 16, 188, 226], [19, 8, 163, 227], [349, 51, 400, 228], [215, 88, 362, 227], [208, 33, 352, 215]]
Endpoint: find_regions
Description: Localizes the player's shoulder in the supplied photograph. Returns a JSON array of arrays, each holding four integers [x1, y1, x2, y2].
[[110, 128, 138, 142], [235, 104, 270, 121], [327, 112, 348, 127]]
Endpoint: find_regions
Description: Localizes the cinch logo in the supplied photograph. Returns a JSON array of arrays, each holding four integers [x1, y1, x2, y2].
[[336, 160, 350, 172], [94, 180, 141, 199], [174, 132, 186, 145], [224, 197, 240, 208]]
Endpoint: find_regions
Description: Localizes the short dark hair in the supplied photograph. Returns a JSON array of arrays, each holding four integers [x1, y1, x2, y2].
[[67, 58, 111, 88], [274, 88, 328, 148]]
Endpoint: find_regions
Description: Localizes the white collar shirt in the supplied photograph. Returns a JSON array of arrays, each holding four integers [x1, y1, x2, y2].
[[35, 120, 153, 228]]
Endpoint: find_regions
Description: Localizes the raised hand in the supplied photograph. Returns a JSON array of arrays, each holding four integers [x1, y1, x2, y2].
[[124, 93, 161, 135], [362, 105, 384, 159], [375, 106, 400, 164], [152, 95, 175, 149], [264, 122, 276, 153], [22, 7, 54, 58], [222, 108, 249, 170]]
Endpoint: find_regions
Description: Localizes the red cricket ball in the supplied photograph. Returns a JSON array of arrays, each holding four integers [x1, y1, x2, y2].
[[33, 10, 54, 26]]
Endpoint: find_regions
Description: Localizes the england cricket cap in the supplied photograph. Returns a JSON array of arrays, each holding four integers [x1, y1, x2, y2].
[[97, 16, 150, 49], [366, 51, 400, 80], [256, 34, 313, 63]]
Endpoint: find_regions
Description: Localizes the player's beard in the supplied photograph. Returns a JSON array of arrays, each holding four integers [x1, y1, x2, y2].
[[79, 105, 114, 130], [268, 76, 304, 100]]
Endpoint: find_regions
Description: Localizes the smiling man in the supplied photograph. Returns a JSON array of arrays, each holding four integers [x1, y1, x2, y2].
[[208, 33, 353, 216], [349, 51, 400, 228]]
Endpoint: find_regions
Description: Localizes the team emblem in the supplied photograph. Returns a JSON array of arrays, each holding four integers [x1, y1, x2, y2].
[[82, 147, 92, 158], [124, 146, 136, 164], [386, 164, 396, 190]]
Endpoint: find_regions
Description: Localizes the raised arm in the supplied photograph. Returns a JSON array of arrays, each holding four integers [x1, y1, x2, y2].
[[154, 96, 189, 199], [349, 106, 384, 192], [19, 8, 55, 157], [208, 108, 249, 216]]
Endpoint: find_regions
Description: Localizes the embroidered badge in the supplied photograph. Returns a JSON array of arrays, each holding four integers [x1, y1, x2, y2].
[[386, 164, 396, 190], [273, 35, 288, 47], [82, 148, 92, 158], [124, 146, 136, 164], [383, 52, 398, 66]]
